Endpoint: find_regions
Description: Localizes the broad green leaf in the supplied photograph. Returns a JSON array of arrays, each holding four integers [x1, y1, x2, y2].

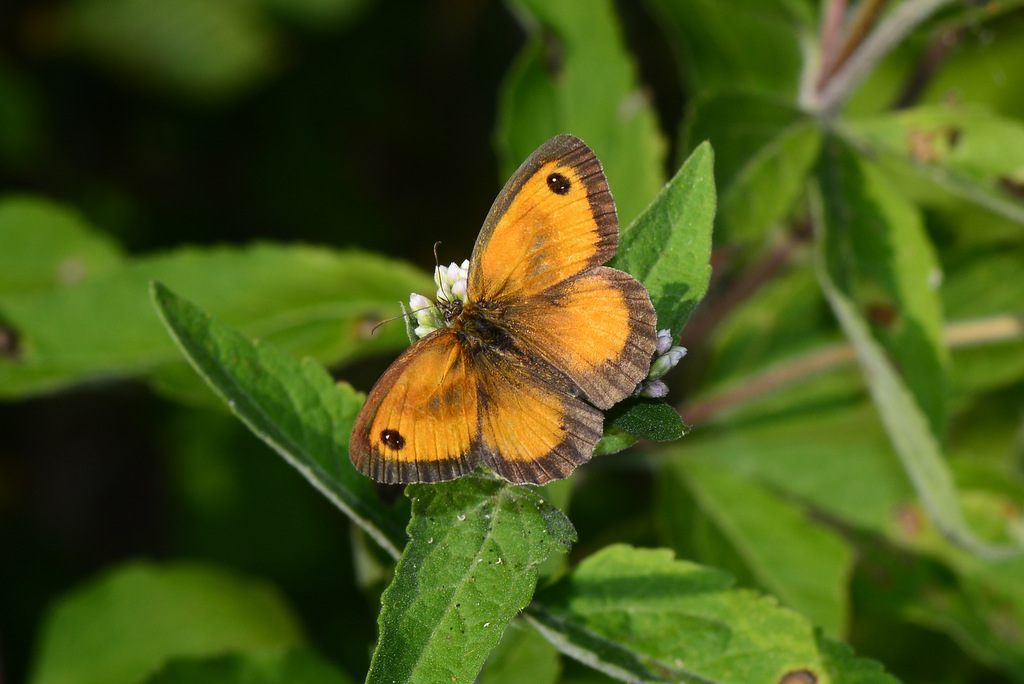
[[817, 136, 949, 438], [496, 0, 665, 227], [677, 390, 913, 533], [811, 180, 1021, 559], [151, 282, 409, 558], [648, 0, 811, 98], [478, 619, 561, 684], [913, 15, 1024, 122], [69, 0, 278, 103], [0, 242, 430, 399], [686, 93, 821, 242], [672, 459, 853, 637], [613, 142, 716, 337], [942, 247, 1024, 320], [528, 544, 900, 683], [0, 195, 123, 296], [842, 105, 1024, 229], [367, 474, 575, 684], [145, 650, 353, 684], [29, 561, 304, 684], [855, 475, 1024, 679]]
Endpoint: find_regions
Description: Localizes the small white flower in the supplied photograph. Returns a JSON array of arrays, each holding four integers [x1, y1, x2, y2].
[[407, 259, 470, 340], [640, 380, 669, 398], [435, 259, 470, 305], [409, 292, 444, 339]]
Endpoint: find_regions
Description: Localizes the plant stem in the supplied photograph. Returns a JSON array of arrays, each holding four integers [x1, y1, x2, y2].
[[680, 222, 812, 350], [818, 0, 892, 89], [808, 0, 958, 116], [679, 313, 1024, 425]]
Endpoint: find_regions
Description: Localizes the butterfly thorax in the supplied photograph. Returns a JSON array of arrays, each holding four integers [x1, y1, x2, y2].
[[447, 299, 519, 356]]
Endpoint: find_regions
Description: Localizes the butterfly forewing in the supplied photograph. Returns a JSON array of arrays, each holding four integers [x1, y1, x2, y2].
[[350, 330, 480, 483], [468, 135, 657, 410], [469, 135, 617, 301]]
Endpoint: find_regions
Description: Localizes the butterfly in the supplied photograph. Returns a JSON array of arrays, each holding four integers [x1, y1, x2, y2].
[[350, 134, 658, 485]]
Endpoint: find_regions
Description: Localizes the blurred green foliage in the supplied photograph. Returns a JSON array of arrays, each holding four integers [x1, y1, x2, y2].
[[3, 0, 1024, 683]]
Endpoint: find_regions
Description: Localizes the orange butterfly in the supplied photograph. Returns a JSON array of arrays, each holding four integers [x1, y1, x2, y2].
[[350, 135, 658, 484]]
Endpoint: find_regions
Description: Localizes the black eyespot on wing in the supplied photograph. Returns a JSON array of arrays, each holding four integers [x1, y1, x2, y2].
[[547, 172, 571, 195], [380, 429, 405, 450]]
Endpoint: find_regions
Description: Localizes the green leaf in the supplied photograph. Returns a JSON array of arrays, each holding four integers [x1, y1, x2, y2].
[[608, 398, 687, 442], [810, 180, 1022, 559], [676, 389, 913, 533], [478, 619, 561, 684], [496, 0, 665, 227], [69, 0, 279, 103], [0, 195, 123, 296], [817, 136, 949, 438], [150, 281, 409, 558], [528, 544, 900, 683], [367, 474, 575, 684], [614, 142, 716, 337], [29, 561, 304, 684], [671, 459, 854, 637], [648, 0, 811, 98], [686, 93, 821, 242], [0, 242, 430, 399], [594, 398, 688, 457], [145, 650, 354, 684], [840, 105, 1024, 230]]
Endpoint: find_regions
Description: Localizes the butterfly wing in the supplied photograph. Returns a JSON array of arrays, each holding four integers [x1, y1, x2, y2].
[[474, 348, 603, 484], [469, 134, 657, 409], [350, 329, 480, 483]]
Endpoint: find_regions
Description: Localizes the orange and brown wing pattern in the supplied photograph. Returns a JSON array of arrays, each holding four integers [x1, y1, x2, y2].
[[474, 349, 603, 485], [350, 329, 480, 483], [468, 135, 617, 303], [505, 266, 657, 409]]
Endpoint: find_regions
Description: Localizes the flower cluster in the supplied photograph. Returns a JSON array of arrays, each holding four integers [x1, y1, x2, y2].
[[408, 259, 469, 339], [636, 329, 687, 398]]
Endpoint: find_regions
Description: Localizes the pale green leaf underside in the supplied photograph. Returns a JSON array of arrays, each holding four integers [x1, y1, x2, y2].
[[1, 242, 429, 399]]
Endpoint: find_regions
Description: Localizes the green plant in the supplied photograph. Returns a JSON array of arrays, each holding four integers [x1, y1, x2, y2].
[[4, 1, 1024, 683]]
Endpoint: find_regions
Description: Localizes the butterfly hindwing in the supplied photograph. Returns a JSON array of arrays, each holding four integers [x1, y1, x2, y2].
[[474, 348, 603, 484], [504, 266, 658, 409]]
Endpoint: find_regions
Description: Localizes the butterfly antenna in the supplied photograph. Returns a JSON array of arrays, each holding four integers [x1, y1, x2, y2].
[[368, 304, 434, 336], [432, 240, 451, 306]]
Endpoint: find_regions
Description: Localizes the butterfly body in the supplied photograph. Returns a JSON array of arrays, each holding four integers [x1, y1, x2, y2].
[[350, 135, 658, 485]]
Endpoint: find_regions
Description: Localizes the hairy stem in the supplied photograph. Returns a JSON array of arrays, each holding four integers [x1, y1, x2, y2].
[[806, 0, 957, 116], [680, 313, 1024, 425]]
